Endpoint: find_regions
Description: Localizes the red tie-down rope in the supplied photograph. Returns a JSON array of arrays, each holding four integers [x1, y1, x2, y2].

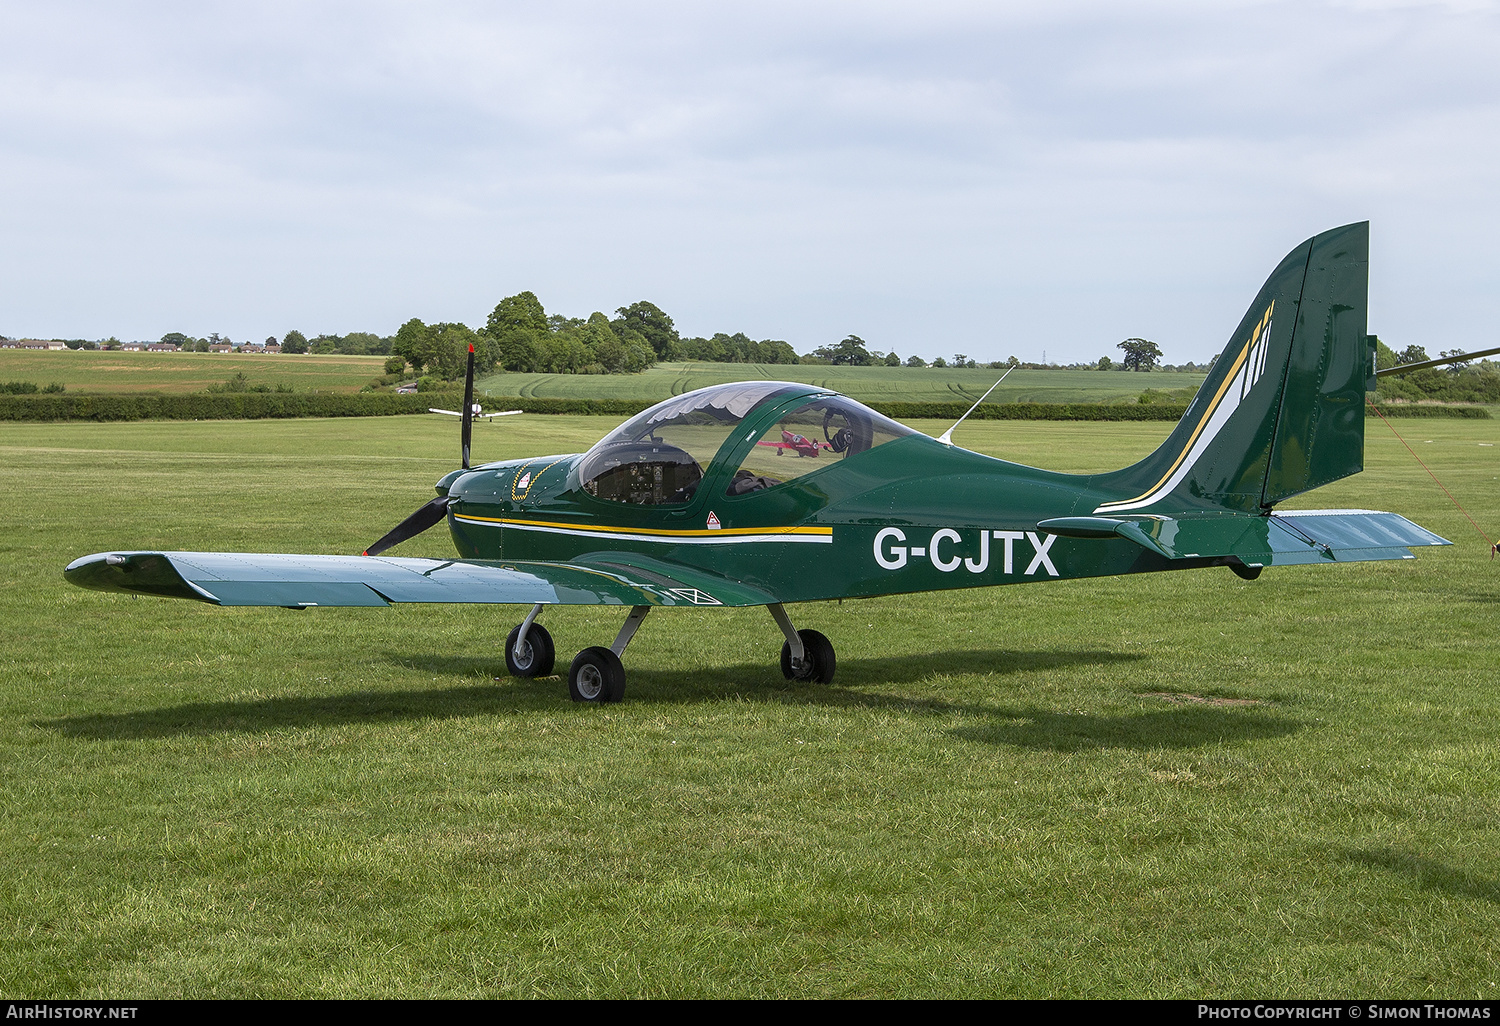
[[1366, 398, 1497, 557]]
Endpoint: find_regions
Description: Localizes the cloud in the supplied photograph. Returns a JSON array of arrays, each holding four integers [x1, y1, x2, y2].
[[0, 0, 1497, 360]]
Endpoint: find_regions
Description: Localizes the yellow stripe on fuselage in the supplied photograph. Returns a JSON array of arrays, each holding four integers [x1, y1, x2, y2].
[[457, 514, 832, 539]]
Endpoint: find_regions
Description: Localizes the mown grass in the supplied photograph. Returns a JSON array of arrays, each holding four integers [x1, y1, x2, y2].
[[0, 350, 387, 394], [2, 413, 1499, 997], [475, 362, 1205, 405]]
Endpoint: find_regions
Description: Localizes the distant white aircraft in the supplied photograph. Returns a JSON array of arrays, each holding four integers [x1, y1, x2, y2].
[[429, 403, 523, 422]]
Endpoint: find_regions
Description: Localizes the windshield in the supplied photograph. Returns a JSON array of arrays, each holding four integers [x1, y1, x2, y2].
[[577, 382, 804, 505]]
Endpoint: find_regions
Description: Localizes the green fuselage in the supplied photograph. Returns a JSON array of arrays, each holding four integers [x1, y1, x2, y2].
[[441, 420, 1184, 606]]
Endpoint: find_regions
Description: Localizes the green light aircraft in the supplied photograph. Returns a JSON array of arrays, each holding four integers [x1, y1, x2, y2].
[[66, 221, 1449, 703]]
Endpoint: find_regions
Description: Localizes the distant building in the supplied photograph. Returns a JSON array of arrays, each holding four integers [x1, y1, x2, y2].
[[208, 344, 233, 353], [120, 342, 145, 351], [147, 343, 180, 352], [18, 340, 68, 350], [264, 343, 282, 354]]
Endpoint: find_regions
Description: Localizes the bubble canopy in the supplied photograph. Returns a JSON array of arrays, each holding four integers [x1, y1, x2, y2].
[[575, 382, 916, 506], [576, 383, 805, 506]]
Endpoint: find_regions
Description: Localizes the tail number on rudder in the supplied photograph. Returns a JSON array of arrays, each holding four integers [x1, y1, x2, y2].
[[873, 528, 1058, 576]]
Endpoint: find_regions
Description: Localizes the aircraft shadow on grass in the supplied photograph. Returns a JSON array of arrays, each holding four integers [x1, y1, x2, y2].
[[41, 646, 1295, 751], [1340, 847, 1500, 904]]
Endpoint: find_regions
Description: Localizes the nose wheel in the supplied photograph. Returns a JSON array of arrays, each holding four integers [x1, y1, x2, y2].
[[769, 603, 836, 684], [780, 628, 835, 683], [505, 604, 555, 678]]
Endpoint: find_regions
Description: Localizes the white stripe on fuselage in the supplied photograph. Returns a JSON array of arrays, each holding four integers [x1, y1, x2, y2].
[[454, 517, 834, 545]]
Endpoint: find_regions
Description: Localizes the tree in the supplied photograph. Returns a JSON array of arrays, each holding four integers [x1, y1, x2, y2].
[[906, 355, 927, 368], [282, 330, 308, 355], [884, 352, 901, 366], [953, 354, 975, 368], [1397, 344, 1429, 365], [384, 356, 406, 375], [1118, 337, 1163, 371], [613, 301, 679, 360], [1097, 356, 1112, 371], [932, 357, 948, 368], [487, 292, 549, 335], [814, 335, 874, 366], [1440, 349, 1469, 372], [393, 319, 431, 373], [161, 332, 192, 347], [484, 292, 551, 372]]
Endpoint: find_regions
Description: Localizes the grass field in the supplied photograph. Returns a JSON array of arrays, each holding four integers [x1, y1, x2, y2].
[[3, 413, 1500, 997], [0, 350, 387, 394], [3, 351, 1203, 406], [475, 362, 1205, 405]]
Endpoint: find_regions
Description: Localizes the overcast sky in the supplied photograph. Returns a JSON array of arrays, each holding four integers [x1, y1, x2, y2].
[[2, 0, 1497, 363]]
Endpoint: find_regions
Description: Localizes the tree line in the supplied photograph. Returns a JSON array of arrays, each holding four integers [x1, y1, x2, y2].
[[8, 294, 1203, 380], [1374, 339, 1500, 403]]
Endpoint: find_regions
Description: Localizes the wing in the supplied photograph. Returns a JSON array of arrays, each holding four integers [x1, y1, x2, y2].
[[1038, 509, 1449, 566], [63, 550, 776, 609]]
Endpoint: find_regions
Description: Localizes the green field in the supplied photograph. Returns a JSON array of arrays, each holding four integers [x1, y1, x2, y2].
[[475, 362, 1205, 405], [3, 351, 1203, 406], [0, 349, 388, 393], [3, 413, 1499, 997]]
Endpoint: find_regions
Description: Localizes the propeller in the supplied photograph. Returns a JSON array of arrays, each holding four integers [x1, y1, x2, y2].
[[362, 342, 478, 557], [461, 342, 475, 470], [362, 496, 451, 557]]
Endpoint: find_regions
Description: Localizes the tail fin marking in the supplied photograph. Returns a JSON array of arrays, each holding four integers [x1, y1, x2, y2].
[[1094, 301, 1276, 515]]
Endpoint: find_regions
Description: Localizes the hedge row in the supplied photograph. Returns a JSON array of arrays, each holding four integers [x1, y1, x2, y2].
[[0, 391, 463, 421], [0, 392, 1489, 422], [1367, 403, 1491, 419], [868, 401, 1190, 421]]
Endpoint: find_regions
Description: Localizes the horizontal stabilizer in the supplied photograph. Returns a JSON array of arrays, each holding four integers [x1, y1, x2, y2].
[[1038, 510, 1448, 566], [63, 551, 777, 609]]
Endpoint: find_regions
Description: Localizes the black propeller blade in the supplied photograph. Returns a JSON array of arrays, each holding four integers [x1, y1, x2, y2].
[[461, 342, 475, 470], [363, 496, 451, 557], [363, 342, 479, 557]]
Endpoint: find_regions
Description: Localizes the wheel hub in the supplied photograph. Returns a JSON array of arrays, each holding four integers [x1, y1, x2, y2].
[[575, 663, 604, 700]]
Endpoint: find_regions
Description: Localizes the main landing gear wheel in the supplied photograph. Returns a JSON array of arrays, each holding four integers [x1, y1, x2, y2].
[[569, 646, 626, 703], [781, 628, 836, 684], [505, 622, 555, 678]]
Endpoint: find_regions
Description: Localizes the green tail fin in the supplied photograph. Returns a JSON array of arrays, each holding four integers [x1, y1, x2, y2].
[[1093, 222, 1369, 515]]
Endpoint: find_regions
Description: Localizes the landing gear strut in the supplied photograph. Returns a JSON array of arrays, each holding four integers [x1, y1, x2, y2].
[[769, 603, 836, 683], [568, 605, 649, 704], [505, 603, 555, 678], [526, 603, 834, 704]]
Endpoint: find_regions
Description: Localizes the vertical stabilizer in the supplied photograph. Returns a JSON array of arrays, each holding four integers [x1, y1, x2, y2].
[[1091, 222, 1369, 516]]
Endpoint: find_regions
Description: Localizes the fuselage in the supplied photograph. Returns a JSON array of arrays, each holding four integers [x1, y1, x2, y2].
[[437, 387, 1187, 604]]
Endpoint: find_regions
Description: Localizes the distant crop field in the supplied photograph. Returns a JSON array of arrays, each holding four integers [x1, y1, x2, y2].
[[475, 361, 1205, 405], [0, 349, 387, 393], [3, 412, 1499, 996]]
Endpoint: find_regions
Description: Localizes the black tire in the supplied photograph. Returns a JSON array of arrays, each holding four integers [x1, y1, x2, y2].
[[780, 628, 836, 684], [568, 646, 626, 703], [505, 622, 555, 678]]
